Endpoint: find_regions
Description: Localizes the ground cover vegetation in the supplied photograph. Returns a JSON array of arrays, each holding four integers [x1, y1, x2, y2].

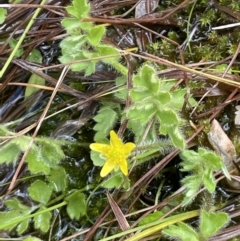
[[0, 0, 240, 240]]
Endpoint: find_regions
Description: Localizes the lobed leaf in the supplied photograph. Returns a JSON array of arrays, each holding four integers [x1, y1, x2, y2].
[[96, 45, 120, 63], [65, 191, 86, 219], [93, 107, 118, 141], [61, 18, 83, 34], [162, 222, 199, 241], [16, 219, 29, 234], [0, 198, 32, 231], [203, 168, 216, 193], [87, 25, 105, 46], [0, 142, 21, 164], [26, 148, 51, 175], [28, 180, 53, 205], [128, 106, 156, 125], [34, 205, 52, 233], [101, 173, 125, 189], [200, 210, 229, 239], [47, 167, 67, 192]]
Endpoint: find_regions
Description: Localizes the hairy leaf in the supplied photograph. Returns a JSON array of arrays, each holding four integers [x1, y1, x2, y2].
[[182, 175, 202, 205], [203, 168, 216, 193], [96, 45, 120, 63], [0, 142, 21, 164], [138, 211, 163, 226], [26, 148, 51, 175], [199, 148, 222, 170], [200, 210, 229, 239], [66, 0, 90, 19], [0, 198, 32, 231], [93, 107, 118, 141], [61, 18, 83, 34], [88, 25, 105, 45], [162, 222, 199, 241]]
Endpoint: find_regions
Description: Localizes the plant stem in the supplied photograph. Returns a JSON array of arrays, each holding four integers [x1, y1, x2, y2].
[[0, 0, 47, 78]]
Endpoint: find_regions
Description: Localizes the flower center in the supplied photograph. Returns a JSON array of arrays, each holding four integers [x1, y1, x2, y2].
[[108, 147, 124, 164]]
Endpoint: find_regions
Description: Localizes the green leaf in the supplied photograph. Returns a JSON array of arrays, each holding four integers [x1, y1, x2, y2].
[[93, 107, 118, 141], [36, 137, 65, 168], [47, 167, 67, 192], [65, 191, 86, 219], [200, 148, 222, 170], [130, 89, 151, 102], [200, 210, 229, 239], [84, 61, 96, 76], [181, 175, 202, 205], [180, 150, 203, 171], [10, 135, 32, 151], [60, 35, 87, 52], [203, 168, 216, 193], [26, 148, 51, 175], [0, 125, 14, 136], [158, 108, 179, 126], [134, 65, 155, 87], [162, 222, 199, 241], [9, 38, 23, 57], [66, 0, 90, 19], [24, 73, 45, 99], [23, 237, 43, 241], [16, 219, 29, 234], [138, 211, 163, 226], [28, 180, 52, 204], [167, 126, 185, 149], [61, 18, 83, 34], [157, 91, 171, 105], [34, 205, 52, 233], [0, 198, 32, 231], [96, 45, 120, 63], [101, 173, 125, 189], [170, 89, 186, 110], [90, 150, 105, 166], [115, 76, 127, 100], [128, 106, 156, 124], [27, 49, 42, 63], [88, 25, 105, 45], [0, 8, 7, 24], [70, 61, 90, 72], [0, 142, 21, 164], [5, 198, 30, 210]]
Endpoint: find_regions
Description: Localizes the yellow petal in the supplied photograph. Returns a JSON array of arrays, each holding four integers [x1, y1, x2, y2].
[[110, 130, 124, 147], [90, 143, 110, 154], [119, 159, 128, 176], [123, 143, 136, 155], [100, 160, 115, 177]]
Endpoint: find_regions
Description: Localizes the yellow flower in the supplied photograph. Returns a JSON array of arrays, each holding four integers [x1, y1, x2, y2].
[[90, 130, 136, 177]]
